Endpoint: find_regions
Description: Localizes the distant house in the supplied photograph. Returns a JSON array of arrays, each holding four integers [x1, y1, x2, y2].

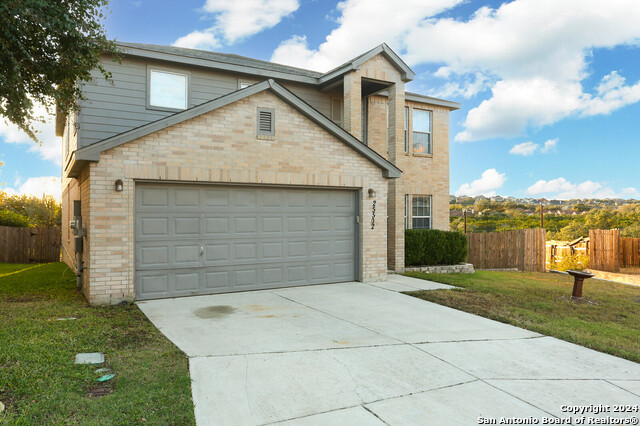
[[58, 42, 460, 304]]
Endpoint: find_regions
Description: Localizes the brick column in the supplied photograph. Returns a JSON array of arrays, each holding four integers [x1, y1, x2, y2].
[[387, 81, 405, 270], [343, 70, 362, 139]]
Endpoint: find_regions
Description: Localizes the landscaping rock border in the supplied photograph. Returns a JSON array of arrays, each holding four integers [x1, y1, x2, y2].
[[405, 263, 475, 274]]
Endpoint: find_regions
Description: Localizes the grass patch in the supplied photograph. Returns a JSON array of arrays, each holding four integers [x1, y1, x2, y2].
[[0, 262, 195, 424], [0, 263, 39, 276], [404, 270, 640, 363]]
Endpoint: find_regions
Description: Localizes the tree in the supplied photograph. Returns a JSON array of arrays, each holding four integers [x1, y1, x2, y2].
[[0, 0, 120, 141], [0, 191, 61, 226]]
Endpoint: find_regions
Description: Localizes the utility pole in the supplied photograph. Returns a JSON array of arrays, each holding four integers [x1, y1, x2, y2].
[[463, 209, 467, 233], [540, 203, 544, 228]]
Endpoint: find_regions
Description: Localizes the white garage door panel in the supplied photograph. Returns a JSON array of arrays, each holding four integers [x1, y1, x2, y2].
[[135, 184, 358, 300]]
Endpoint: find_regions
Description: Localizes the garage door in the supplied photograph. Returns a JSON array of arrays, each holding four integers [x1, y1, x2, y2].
[[135, 184, 358, 300]]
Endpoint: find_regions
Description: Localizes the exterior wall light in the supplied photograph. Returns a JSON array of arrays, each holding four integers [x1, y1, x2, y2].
[[115, 179, 124, 192], [368, 188, 376, 198]]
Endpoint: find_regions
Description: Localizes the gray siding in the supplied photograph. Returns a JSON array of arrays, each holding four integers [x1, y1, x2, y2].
[[78, 57, 339, 148], [282, 82, 335, 118], [79, 57, 238, 147]]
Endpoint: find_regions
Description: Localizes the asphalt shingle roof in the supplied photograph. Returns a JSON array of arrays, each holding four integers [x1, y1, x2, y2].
[[117, 42, 323, 79]]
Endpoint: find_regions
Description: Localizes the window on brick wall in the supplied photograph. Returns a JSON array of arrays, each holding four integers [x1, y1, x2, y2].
[[412, 195, 432, 229], [412, 109, 432, 155]]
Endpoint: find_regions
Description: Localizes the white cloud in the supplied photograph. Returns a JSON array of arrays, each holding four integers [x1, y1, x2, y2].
[[269, 0, 640, 140], [0, 103, 61, 166], [4, 176, 61, 200], [509, 138, 558, 156], [430, 72, 492, 99], [509, 141, 538, 156], [174, 0, 299, 48], [270, 0, 464, 71], [404, 0, 640, 141], [621, 187, 640, 198], [455, 168, 506, 197], [526, 177, 635, 199], [540, 138, 557, 153], [174, 31, 221, 50], [581, 71, 640, 116], [454, 78, 585, 141]]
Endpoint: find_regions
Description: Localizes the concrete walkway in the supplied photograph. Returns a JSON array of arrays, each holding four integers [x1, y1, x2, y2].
[[138, 275, 640, 425]]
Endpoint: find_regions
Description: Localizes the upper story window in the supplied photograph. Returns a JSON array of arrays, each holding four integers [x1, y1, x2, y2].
[[412, 109, 432, 155], [148, 69, 188, 110]]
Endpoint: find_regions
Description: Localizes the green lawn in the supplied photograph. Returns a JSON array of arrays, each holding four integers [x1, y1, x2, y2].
[[0, 262, 195, 424], [404, 270, 640, 363]]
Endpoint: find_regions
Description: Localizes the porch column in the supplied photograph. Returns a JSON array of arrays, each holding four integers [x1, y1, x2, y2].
[[343, 70, 362, 139], [387, 81, 405, 270]]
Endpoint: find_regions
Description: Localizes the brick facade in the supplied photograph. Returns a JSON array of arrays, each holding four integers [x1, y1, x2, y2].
[[63, 90, 389, 304], [61, 49, 454, 305], [344, 54, 452, 270]]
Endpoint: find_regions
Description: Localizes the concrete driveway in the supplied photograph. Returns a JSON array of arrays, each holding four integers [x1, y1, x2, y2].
[[138, 275, 640, 425]]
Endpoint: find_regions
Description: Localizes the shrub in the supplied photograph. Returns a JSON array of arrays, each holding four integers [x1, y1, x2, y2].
[[0, 209, 31, 227], [0, 191, 61, 226], [405, 229, 468, 266], [549, 252, 590, 272]]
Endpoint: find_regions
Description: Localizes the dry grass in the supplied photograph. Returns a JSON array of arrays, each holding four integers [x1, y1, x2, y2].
[[405, 270, 640, 363]]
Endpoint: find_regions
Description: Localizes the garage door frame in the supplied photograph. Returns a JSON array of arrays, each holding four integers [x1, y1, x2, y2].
[[134, 180, 362, 300]]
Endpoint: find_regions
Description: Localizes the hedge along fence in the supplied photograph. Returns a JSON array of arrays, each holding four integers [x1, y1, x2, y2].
[[405, 229, 468, 266]]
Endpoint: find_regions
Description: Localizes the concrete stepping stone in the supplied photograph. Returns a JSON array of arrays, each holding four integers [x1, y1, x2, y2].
[[75, 352, 105, 365]]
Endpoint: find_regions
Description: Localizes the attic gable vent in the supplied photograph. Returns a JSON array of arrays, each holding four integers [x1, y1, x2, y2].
[[257, 108, 275, 136]]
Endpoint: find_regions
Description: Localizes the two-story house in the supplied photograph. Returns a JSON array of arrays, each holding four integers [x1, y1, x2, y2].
[[58, 42, 459, 305]]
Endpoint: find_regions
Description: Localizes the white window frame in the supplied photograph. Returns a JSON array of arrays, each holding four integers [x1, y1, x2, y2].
[[239, 81, 252, 89], [411, 195, 432, 229], [147, 67, 190, 112], [412, 108, 432, 155]]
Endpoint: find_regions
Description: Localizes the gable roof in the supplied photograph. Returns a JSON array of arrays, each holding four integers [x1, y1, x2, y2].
[[74, 80, 402, 179], [115, 42, 415, 85], [319, 44, 415, 84], [117, 42, 322, 83]]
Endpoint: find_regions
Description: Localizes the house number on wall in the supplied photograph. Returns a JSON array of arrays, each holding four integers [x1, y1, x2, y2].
[[371, 200, 376, 229]]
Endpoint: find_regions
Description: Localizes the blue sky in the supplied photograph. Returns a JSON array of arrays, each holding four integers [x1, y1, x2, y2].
[[1, 0, 639, 200]]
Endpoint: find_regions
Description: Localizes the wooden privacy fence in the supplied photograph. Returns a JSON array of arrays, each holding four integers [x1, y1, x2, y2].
[[0, 225, 61, 263], [620, 237, 640, 268], [466, 229, 547, 272], [589, 229, 620, 273]]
